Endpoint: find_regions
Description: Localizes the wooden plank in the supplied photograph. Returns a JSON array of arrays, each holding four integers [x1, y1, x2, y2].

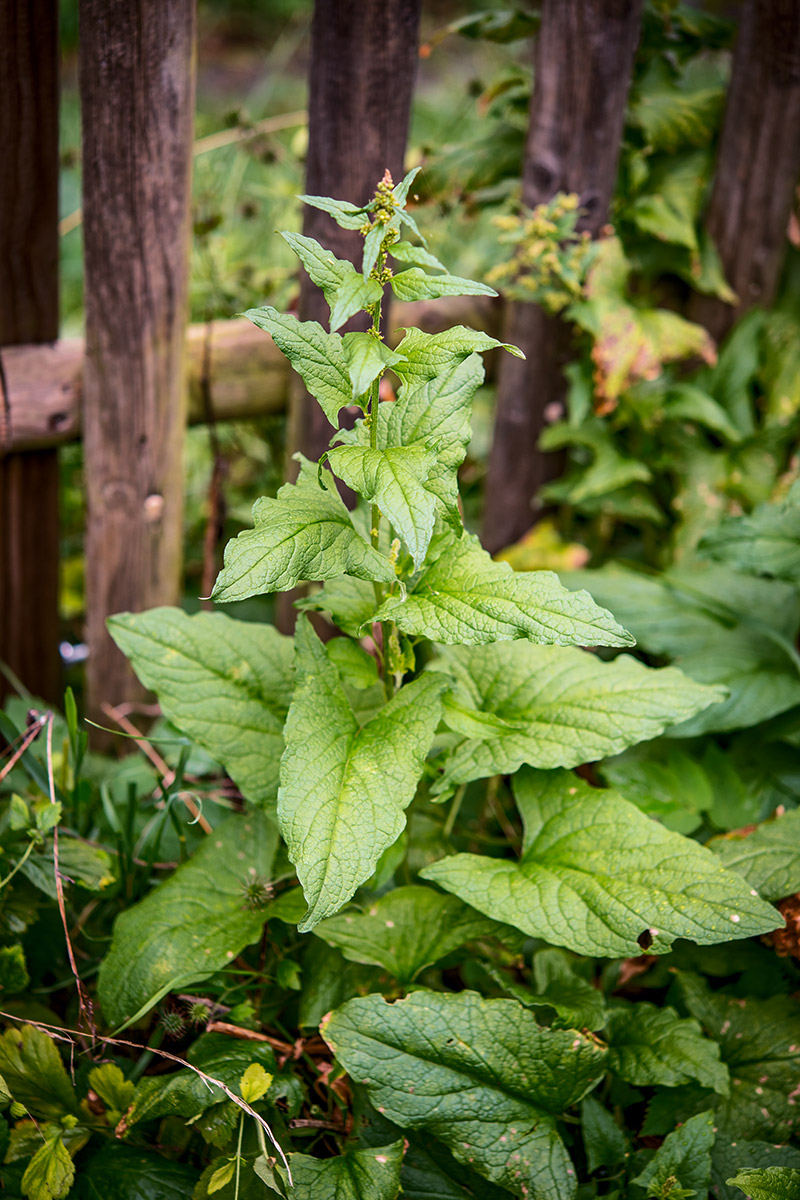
[[0, 0, 61, 704], [79, 0, 196, 725], [482, 0, 642, 554], [688, 0, 800, 340], [1, 296, 496, 453]]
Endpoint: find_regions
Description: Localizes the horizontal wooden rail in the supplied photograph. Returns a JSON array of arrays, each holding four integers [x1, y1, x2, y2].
[[1, 295, 498, 455]]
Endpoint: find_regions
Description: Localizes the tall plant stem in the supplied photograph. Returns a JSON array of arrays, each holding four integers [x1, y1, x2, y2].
[[367, 297, 395, 701]]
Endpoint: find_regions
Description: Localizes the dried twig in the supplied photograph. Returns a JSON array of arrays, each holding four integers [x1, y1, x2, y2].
[[0, 712, 47, 784]]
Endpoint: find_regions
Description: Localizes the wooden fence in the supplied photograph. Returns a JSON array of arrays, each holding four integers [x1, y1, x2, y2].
[[2, 0, 798, 727]]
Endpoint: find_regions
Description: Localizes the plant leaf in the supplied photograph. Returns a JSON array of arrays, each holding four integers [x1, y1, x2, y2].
[[700, 492, 800, 583], [0, 1025, 79, 1120], [288, 1141, 404, 1200], [390, 268, 496, 302], [674, 972, 800, 1140], [726, 1168, 800, 1200], [393, 326, 522, 384], [279, 618, 443, 931], [297, 576, 377, 637], [390, 241, 447, 272], [605, 1000, 729, 1093], [108, 608, 293, 806], [322, 989, 607, 1200], [326, 444, 438, 570], [709, 809, 800, 902], [21, 1130, 74, 1200], [422, 768, 781, 957], [313, 885, 508, 984], [631, 1110, 715, 1199], [342, 332, 406, 401], [487, 948, 607, 1031], [298, 194, 367, 231], [374, 528, 634, 647], [211, 456, 395, 602], [68, 1141, 198, 1199], [97, 812, 281, 1028], [581, 1096, 626, 1175], [429, 642, 724, 792], [329, 271, 383, 332], [243, 306, 351, 426]]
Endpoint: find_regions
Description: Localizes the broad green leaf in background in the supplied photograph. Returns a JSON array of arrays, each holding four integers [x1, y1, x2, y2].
[[631, 1110, 715, 1199], [674, 973, 800, 1140], [709, 809, 800, 901], [342, 332, 406, 401], [422, 768, 780, 957], [374, 528, 634, 647], [389, 268, 496, 303], [243, 307, 351, 426], [430, 642, 724, 792], [21, 1129, 74, 1200], [400, 1134, 512, 1200], [581, 1096, 627, 1175], [605, 1000, 729, 1092], [726, 1168, 800, 1200], [601, 741, 715, 834], [97, 812, 281, 1028], [0, 1026, 79, 1120], [108, 609, 293, 806], [287, 1141, 404, 1200], [326, 444, 438, 570], [279, 619, 443, 931], [392, 326, 522, 384], [487, 948, 607, 1031], [322, 989, 607, 1200], [210, 456, 395, 602], [630, 56, 727, 152], [71, 1142, 199, 1200], [312, 885, 508, 985], [700, 489, 800, 583]]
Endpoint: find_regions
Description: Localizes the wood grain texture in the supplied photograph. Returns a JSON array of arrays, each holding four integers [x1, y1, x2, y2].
[[79, 0, 196, 722], [287, 0, 423, 474], [689, 0, 800, 340], [0, 0, 61, 704], [482, 0, 642, 554]]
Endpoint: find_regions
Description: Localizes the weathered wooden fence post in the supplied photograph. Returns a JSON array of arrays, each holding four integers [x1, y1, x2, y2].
[[79, 0, 196, 728], [689, 0, 800, 341], [0, 0, 61, 704], [482, 0, 642, 554], [287, 0, 423, 473]]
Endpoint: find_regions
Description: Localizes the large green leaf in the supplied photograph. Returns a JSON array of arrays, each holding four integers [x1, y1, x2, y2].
[[487, 948, 607, 1031], [313, 885, 507, 985], [560, 564, 800, 735], [631, 1110, 715, 1199], [390, 269, 496, 302], [0, 1026, 79, 1120], [108, 608, 293, 806], [393, 326, 522, 384], [709, 809, 800, 902], [726, 1168, 800, 1200], [296, 576, 377, 638], [342, 332, 406, 401], [674, 973, 800, 1140], [279, 231, 382, 330], [700, 492, 800, 583], [605, 1000, 728, 1092], [322, 989, 607, 1200], [279, 619, 443, 931], [375, 528, 634, 647], [287, 1142, 404, 1200], [325, 444, 438, 570], [72, 1143, 198, 1200], [429, 642, 724, 792], [400, 1136, 511, 1200], [243, 307, 351, 426], [97, 813, 281, 1028], [211, 457, 395, 602], [422, 768, 780, 957], [713, 1142, 800, 1200]]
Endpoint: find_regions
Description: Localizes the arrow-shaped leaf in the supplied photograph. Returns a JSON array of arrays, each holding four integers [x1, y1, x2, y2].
[[322, 989, 607, 1200], [211, 456, 395, 602], [279, 618, 443, 931], [375, 528, 634, 647], [422, 768, 781, 957], [244, 306, 351, 426]]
